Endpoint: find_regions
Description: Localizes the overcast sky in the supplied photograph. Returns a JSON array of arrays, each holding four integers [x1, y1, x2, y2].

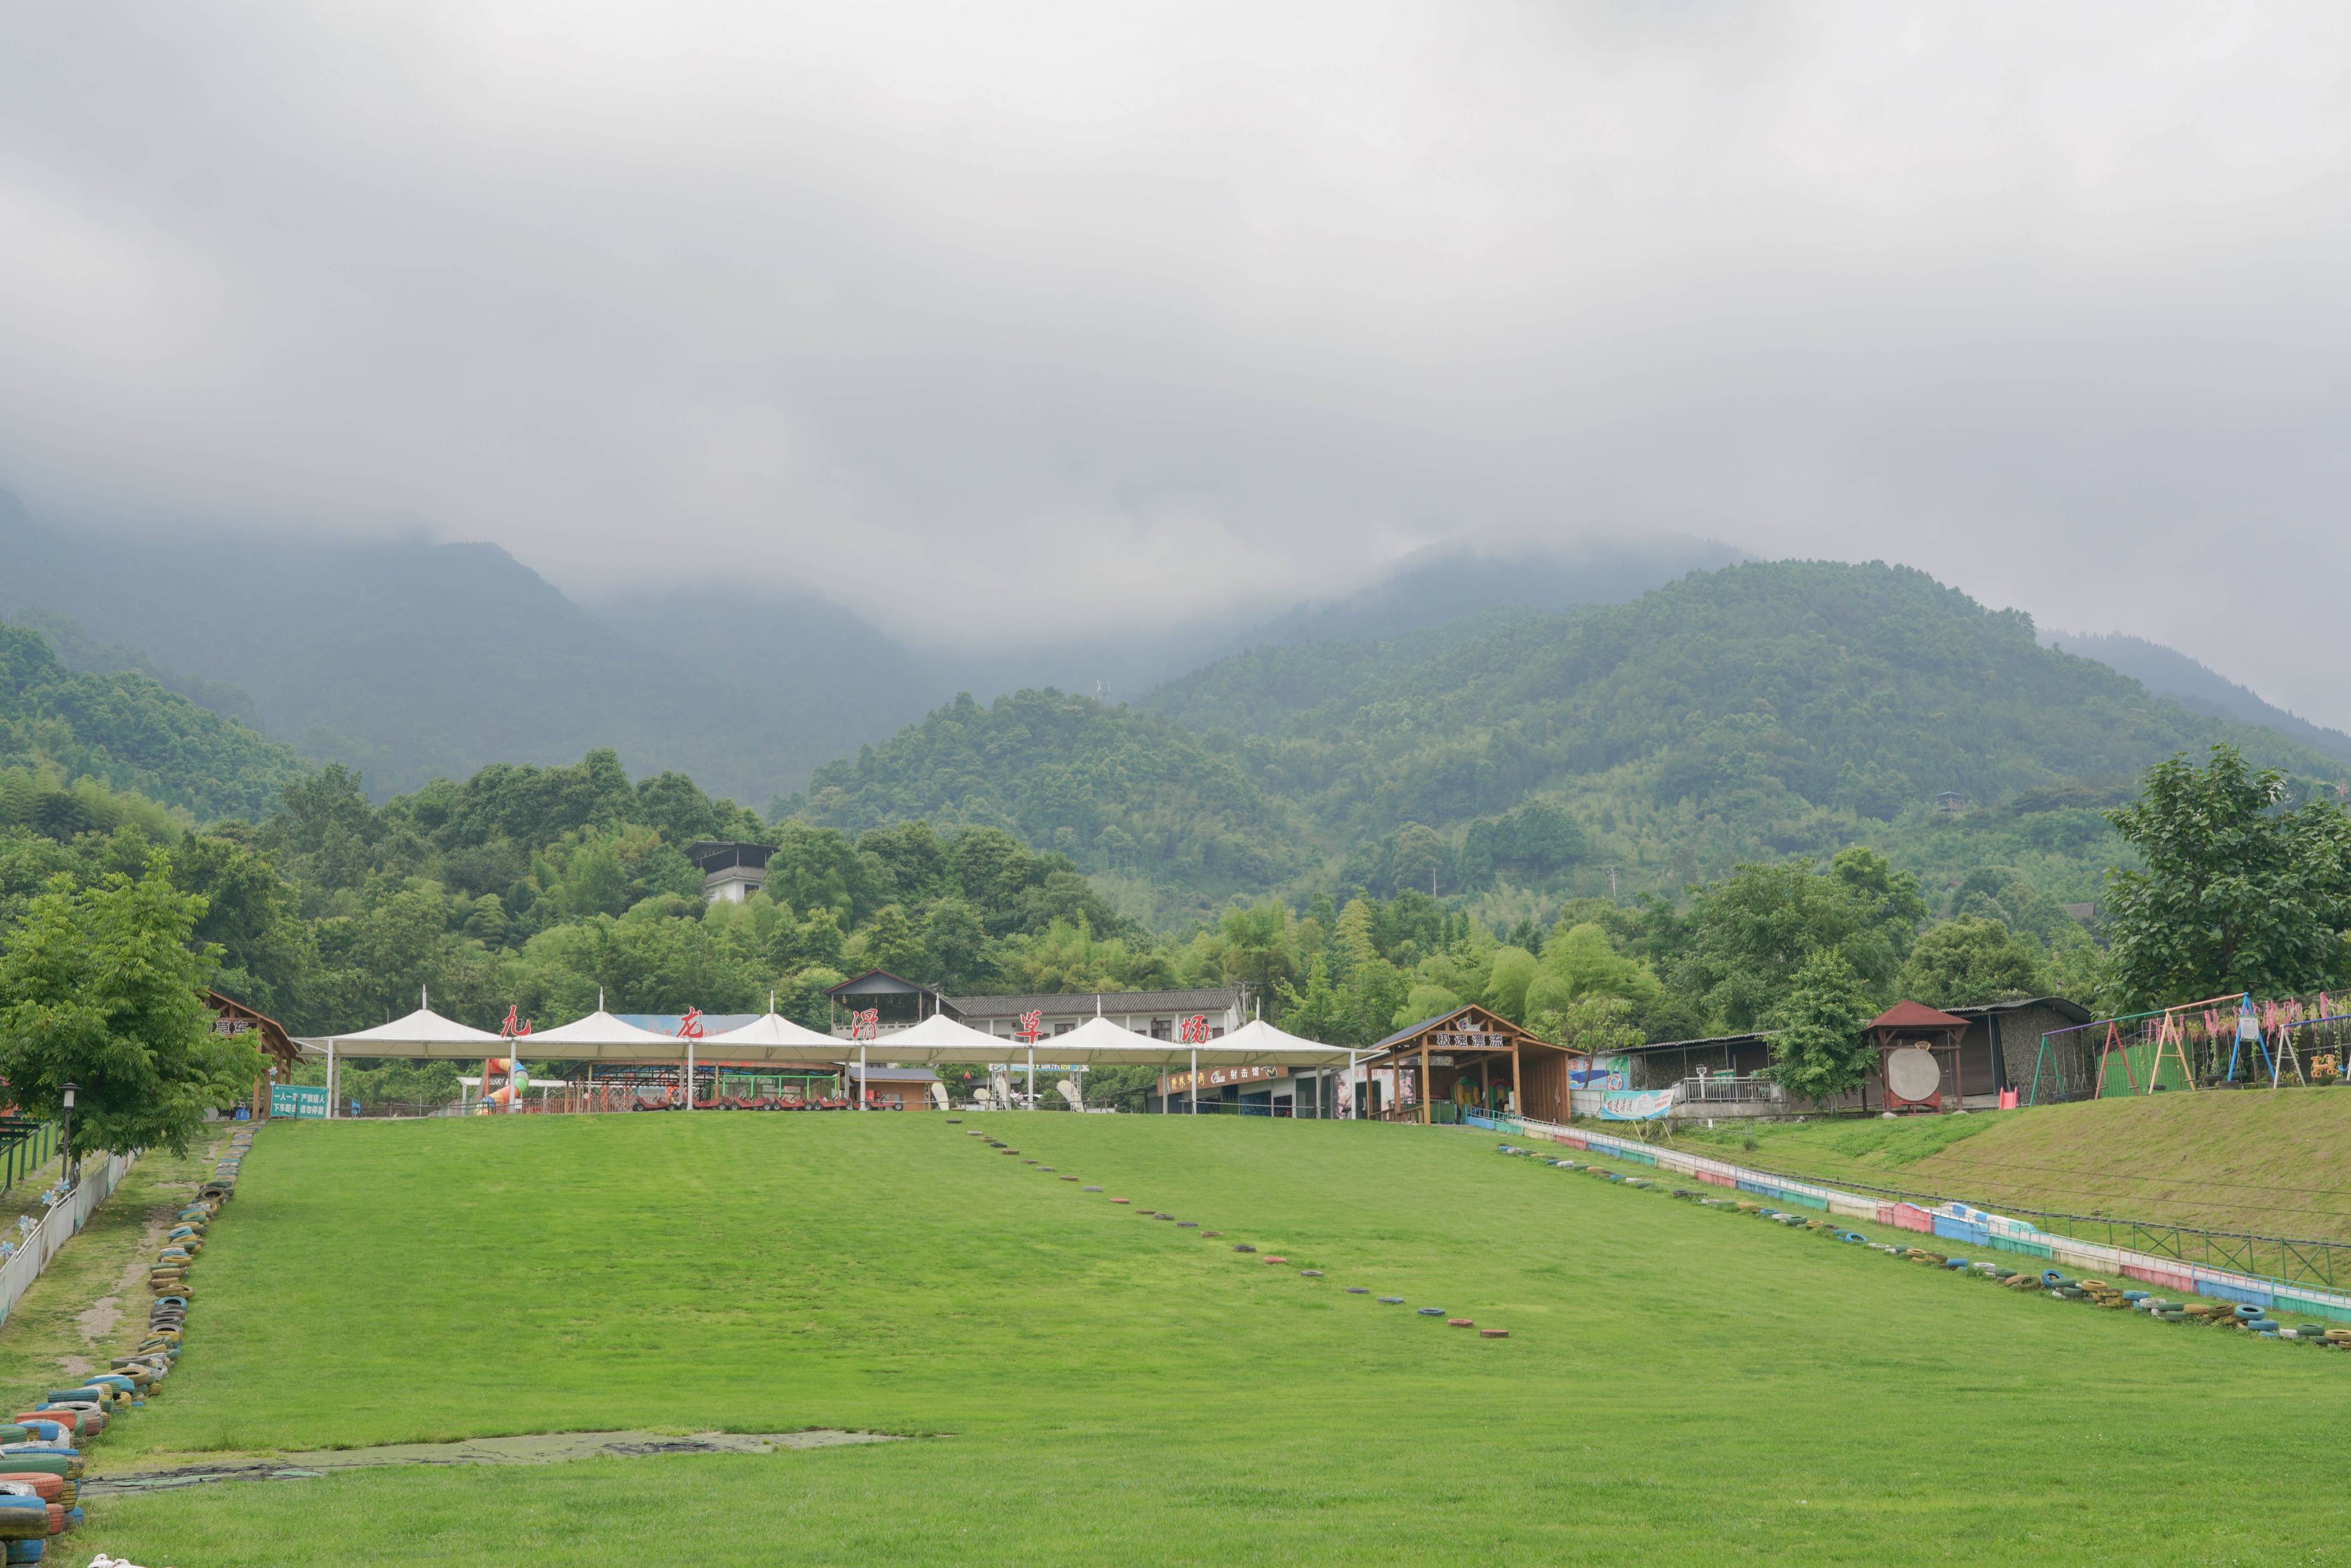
[[3, 4, 2348, 718]]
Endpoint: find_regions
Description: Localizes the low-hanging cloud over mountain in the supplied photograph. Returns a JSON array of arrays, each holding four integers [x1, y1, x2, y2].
[[2, 2, 2347, 719]]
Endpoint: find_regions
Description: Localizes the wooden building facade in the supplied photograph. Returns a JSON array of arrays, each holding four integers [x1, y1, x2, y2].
[[1356, 1004, 1583, 1124]]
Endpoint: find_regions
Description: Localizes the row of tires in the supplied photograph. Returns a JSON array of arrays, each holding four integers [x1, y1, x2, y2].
[[1502, 1140, 2351, 1350], [0, 1129, 252, 1564]]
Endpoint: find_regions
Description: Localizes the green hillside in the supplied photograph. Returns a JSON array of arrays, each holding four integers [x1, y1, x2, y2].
[[1670, 1089, 2351, 1244], [0, 621, 308, 822], [791, 561, 2347, 912], [785, 689, 1314, 908]]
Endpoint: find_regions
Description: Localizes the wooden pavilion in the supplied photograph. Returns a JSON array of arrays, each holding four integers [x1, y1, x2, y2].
[[1356, 1004, 1582, 1124], [1866, 1000, 1971, 1114], [208, 989, 301, 1118]]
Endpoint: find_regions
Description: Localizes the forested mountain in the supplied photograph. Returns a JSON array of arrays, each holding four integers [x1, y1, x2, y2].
[[2047, 630, 2351, 763], [0, 490, 1729, 802], [785, 690, 1313, 919], [0, 494, 874, 800], [797, 562, 2349, 917], [0, 622, 306, 822]]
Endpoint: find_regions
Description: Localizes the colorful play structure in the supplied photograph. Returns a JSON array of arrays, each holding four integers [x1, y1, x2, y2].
[[2027, 991, 2351, 1104]]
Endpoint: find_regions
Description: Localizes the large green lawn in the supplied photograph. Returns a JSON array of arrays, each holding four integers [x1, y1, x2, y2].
[[68, 1113, 2351, 1565]]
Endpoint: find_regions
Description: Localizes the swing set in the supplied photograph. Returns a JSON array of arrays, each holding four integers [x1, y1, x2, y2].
[[2028, 991, 2344, 1104]]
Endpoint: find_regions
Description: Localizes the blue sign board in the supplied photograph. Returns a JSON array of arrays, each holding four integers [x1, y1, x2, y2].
[[270, 1085, 328, 1120]]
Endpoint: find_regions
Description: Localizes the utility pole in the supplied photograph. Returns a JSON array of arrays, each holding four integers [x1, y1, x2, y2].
[[1607, 865, 1619, 901]]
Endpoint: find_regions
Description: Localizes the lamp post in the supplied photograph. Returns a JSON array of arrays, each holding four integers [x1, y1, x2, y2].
[[59, 1083, 75, 1190]]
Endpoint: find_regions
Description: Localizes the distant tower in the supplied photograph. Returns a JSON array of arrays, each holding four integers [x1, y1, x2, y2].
[[685, 841, 774, 904]]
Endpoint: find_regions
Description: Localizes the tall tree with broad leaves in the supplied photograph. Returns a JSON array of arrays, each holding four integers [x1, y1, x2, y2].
[[2103, 745, 2351, 1007], [0, 859, 266, 1158], [1767, 948, 1879, 1099]]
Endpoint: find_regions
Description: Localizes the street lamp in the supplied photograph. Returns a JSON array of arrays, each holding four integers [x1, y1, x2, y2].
[[59, 1083, 75, 1189]]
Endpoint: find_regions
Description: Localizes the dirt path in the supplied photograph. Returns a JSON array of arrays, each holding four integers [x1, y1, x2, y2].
[[0, 1133, 222, 1404], [84, 1429, 908, 1495]]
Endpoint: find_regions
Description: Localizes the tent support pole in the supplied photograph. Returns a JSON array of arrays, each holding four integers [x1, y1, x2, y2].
[[326, 1040, 336, 1120], [687, 1040, 696, 1110], [1190, 1048, 1198, 1116], [859, 1045, 868, 1109], [1027, 1047, 1035, 1110]]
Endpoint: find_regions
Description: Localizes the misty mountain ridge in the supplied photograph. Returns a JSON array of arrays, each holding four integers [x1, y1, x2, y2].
[[0, 489, 1737, 802], [796, 559, 2351, 919], [2041, 629, 2351, 764]]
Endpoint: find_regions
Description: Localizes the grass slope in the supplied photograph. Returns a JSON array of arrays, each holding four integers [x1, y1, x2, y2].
[[73, 1114, 2351, 1566], [1669, 1091, 2351, 1241]]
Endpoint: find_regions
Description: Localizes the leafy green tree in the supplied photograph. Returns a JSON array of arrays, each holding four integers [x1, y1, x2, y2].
[[1208, 902, 1299, 1004], [1896, 917, 2046, 1008], [921, 897, 992, 990], [0, 861, 265, 1157], [1396, 981, 1465, 1028], [2102, 745, 2351, 1006], [1549, 995, 1646, 1059], [1670, 850, 1922, 1032], [1275, 957, 1347, 1043], [1767, 949, 1878, 1099], [1538, 923, 1660, 1006], [852, 904, 925, 976], [1388, 824, 1450, 896], [1481, 945, 1538, 1022]]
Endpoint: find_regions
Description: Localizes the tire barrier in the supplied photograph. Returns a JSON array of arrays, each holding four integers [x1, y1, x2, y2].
[[1487, 1126, 2351, 1353], [22, 1129, 250, 1560], [1490, 1120, 2351, 1338]]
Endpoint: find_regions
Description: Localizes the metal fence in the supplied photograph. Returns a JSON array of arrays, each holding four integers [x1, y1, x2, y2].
[[1678, 1075, 1783, 1105], [0, 1121, 57, 1192], [0, 1150, 134, 1328]]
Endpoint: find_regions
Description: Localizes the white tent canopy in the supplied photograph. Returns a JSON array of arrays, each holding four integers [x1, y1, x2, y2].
[[313, 1006, 503, 1050], [1214, 1018, 1350, 1066], [865, 1012, 1016, 1065], [297, 1004, 1352, 1071], [699, 1012, 841, 1051]]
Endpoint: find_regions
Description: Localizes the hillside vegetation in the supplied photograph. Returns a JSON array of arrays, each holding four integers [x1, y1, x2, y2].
[[0, 622, 306, 822], [798, 562, 2347, 914]]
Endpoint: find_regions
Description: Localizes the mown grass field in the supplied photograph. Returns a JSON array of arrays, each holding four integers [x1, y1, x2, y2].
[[59, 1111, 2351, 1566], [1667, 1090, 2351, 1239]]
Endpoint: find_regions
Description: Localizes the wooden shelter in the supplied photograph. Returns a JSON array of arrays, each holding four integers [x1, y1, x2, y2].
[[1356, 1004, 1581, 1124], [825, 970, 950, 1035], [208, 989, 300, 1119], [1868, 1000, 1970, 1114]]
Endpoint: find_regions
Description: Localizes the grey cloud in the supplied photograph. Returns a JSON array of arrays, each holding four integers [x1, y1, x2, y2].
[[1, 2, 2347, 719]]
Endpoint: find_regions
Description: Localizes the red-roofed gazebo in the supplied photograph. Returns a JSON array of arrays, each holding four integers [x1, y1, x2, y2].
[[1868, 1001, 1970, 1114]]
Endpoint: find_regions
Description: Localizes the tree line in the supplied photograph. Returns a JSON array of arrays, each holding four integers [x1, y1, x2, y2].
[[6, 735, 2348, 1136]]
